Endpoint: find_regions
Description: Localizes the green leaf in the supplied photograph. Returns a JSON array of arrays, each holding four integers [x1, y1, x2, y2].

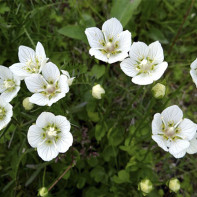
[[95, 123, 107, 141], [148, 28, 169, 44], [108, 128, 124, 146], [90, 166, 106, 183], [113, 170, 130, 184], [58, 25, 87, 42], [90, 64, 106, 79], [110, 0, 142, 27]]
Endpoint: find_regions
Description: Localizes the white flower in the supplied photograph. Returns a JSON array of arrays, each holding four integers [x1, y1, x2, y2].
[[61, 70, 75, 86], [27, 112, 73, 161], [190, 58, 197, 87], [152, 105, 196, 158], [186, 133, 197, 154], [85, 18, 131, 64], [25, 62, 69, 106], [120, 41, 168, 85], [0, 66, 21, 102], [10, 42, 48, 79], [0, 97, 13, 130], [92, 84, 105, 99]]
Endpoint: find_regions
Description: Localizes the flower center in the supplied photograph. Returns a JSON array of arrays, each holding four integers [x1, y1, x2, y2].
[[4, 79, 15, 90], [165, 127, 175, 137], [25, 57, 40, 73], [46, 85, 56, 94], [46, 127, 57, 138], [105, 42, 115, 53]]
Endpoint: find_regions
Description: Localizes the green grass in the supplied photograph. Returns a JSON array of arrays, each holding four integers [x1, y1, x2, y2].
[[0, 0, 197, 196]]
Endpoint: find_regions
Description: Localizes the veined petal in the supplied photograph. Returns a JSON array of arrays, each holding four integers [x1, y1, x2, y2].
[[36, 112, 55, 128], [18, 46, 35, 63], [129, 42, 148, 62], [47, 92, 66, 107], [37, 142, 58, 161], [29, 93, 49, 106], [36, 42, 46, 61], [42, 62, 60, 83], [169, 139, 189, 156], [148, 41, 164, 64], [132, 73, 154, 85], [85, 27, 105, 49], [55, 132, 73, 153], [190, 70, 197, 87], [108, 51, 128, 64], [152, 135, 168, 152], [151, 62, 168, 81], [27, 125, 44, 148], [172, 149, 187, 158], [1, 86, 20, 103], [120, 58, 138, 77], [59, 75, 69, 94], [152, 113, 163, 135], [178, 118, 196, 140], [102, 18, 123, 42], [0, 66, 12, 79], [190, 58, 197, 69], [9, 63, 30, 79], [55, 115, 71, 133], [25, 74, 47, 93], [89, 48, 108, 63], [187, 133, 197, 154], [116, 30, 131, 52], [161, 105, 183, 126]]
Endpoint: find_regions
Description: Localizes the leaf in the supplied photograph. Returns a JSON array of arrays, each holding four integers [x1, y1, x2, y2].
[[148, 28, 169, 44], [95, 123, 107, 141], [58, 25, 87, 42], [110, 0, 142, 27], [90, 166, 106, 183], [107, 128, 124, 146], [25, 168, 42, 187], [113, 170, 130, 184], [90, 64, 106, 79]]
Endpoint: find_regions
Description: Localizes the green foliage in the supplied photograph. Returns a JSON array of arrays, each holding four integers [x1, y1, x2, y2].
[[0, 0, 197, 197]]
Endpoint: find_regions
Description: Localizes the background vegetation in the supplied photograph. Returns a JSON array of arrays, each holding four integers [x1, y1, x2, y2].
[[0, 0, 197, 196]]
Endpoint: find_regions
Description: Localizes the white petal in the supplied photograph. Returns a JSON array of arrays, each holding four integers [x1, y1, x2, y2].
[[47, 92, 66, 106], [108, 51, 128, 64], [37, 142, 59, 161], [120, 58, 138, 77], [116, 30, 131, 52], [42, 62, 60, 83], [169, 139, 189, 156], [102, 18, 123, 42], [1, 86, 20, 102], [55, 115, 71, 133], [61, 70, 70, 78], [36, 42, 46, 61], [36, 112, 55, 128], [173, 150, 187, 158], [178, 119, 196, 140], [129, 42, 148, 62], [148, 41, 164, 64], [190, 70, 197, 87], [132, 73, 154, 85], [29, 93, 49, 106], [152, 135, 168, 152], [151, 62, 168, 81], [89, 48, 108, 63], [0, 66, 12, 79], [55, 132, 73, 153], [187, 133, 197, 154], [161, 105, 183, 126], [190, 58, 197, 69], [59, 75, 69, 94], [152, 113, 163, 135], [27, 125, 44, 148], [9, 63, 30, 79], [25, 74, 47, 93], [18, 46, 35, 63], [85, 27, 105, 49]]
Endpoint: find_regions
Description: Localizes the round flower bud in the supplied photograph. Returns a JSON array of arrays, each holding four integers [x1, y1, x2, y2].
[[169, 178, 180, 193], [151, 83, 166, 99], [38, 187, 48, 197], [92, 84, 105, 99], [138, 179, 153, 196], [23, 97, 34, 111]]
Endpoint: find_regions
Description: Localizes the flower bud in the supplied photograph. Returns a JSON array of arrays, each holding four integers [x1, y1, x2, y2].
[[38, 187, 48, 196], [23, 97, 34, 110], [151, 83, 166, 99], [92, 84, 105, 99], [138, 179, 153, 196], [169, 178, 180, 193], [61, 70, 75, 86]]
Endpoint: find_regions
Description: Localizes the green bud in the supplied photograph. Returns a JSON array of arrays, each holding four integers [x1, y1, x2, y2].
[[169, 178, 180, 193], [38, 187, 48, 197], [23, 97, 34, 110], [151, 83, 166, 99], [138, 179, 153, 196]]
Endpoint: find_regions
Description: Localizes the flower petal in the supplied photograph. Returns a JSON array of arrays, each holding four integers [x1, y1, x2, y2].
[[9, 63, 29, 79], [161, 105, 183, 126], [151, 62, 168, 81], [29, 93, 49, 106], [102, 18, 123, 42], [47, 92, 66, 106], [55, 115, 71, 133], [36, 112, 55, 128], [116, 30, 131, 52], [152, 113, 163, 135], [1, 86, 20, 103], [85, 27, 105, 49], [148, 41, 164, 64], [187, 133, 197, 154], [172, 149, 187, 158], [190, 70, 197, 87], [0, 66, 12, 79], [18, 46, 35, 63], [59, 75, 69, 94], [132, 73, 154, 85], [36, 42, 46, 61], [190, 58, 197, 69], [152, 135, 168, 152], [120, 58, 138, 77], [89, 48, 108, 63], [108, 51, 128, 64]]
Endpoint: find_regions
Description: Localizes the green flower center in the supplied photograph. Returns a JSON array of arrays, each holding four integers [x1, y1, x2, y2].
[[24, 57, 41, 74], [4, 79, 16, 91], [136, 58, 155, 74]]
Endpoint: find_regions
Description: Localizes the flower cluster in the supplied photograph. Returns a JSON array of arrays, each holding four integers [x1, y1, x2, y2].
[[0, 42, 75, 161], [85, 17, 197, 159]]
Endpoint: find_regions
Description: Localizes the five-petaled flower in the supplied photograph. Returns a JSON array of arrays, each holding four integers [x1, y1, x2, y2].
[[85, 18, 131, 64], [0, 97, 13, 131], [24, 62, 69, 106], [0, 66, 21, 102], [190, 58, 197, 87], [120, 41, 168, 85], [152, 105, 197, 158], [10, 42, 48, 79], [27, 112, 73, 161]]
